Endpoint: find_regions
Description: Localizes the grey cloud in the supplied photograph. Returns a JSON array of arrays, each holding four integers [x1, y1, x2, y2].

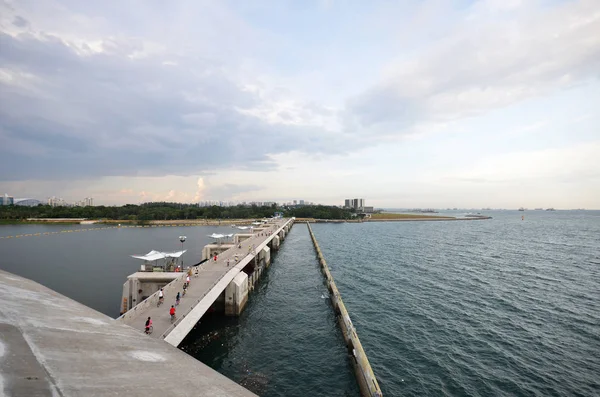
[[12, 15, 28, 28], [0, 31, 352, 182]]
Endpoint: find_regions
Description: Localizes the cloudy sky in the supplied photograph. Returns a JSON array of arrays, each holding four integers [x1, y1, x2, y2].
[[1, 0, 598, 209]]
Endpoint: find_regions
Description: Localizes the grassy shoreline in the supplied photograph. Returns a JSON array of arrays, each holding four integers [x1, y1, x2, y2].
[[0, 218, 259, 226]]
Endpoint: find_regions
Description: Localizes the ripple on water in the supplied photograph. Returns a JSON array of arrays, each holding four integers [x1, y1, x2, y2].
[[313, 212, 600, 396]]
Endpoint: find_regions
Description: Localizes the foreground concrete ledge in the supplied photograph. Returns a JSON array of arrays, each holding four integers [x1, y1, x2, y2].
[[0, 269, 257, 397]]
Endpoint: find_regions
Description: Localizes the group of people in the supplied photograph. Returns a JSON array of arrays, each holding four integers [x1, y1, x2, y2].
[[146, 273, 192, 333], [144, 229, 280, 334]]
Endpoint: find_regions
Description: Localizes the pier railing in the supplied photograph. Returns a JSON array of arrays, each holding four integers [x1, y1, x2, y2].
[[307, 222, 383, 397]]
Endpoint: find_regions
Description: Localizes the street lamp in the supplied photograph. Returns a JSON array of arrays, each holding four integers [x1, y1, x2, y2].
[[179, 235, 186, 268]]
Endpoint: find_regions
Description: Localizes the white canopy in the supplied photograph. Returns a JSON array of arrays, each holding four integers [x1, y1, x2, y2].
[[208, 233, 233, 239], [235, 226, 252, 230], [251, 222, 262, 225], [131, 250, 187, 261]]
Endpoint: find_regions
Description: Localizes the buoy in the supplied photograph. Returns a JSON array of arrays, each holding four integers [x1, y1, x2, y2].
[[521, 216, 524, 220]]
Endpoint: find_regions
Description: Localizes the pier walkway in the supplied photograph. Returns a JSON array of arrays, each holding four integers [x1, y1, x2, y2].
[[118, 218, 293, 346]]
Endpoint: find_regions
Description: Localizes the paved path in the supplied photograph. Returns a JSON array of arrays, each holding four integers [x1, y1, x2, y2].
[[120, 219, 290, 341]]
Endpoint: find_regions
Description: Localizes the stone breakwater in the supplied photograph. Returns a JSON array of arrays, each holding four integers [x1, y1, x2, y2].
[[307, 222, 383, 397]]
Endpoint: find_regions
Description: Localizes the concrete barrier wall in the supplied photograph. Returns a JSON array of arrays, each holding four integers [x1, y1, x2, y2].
[[306, 223, 383, 397], [117, 272, 187, 321], [202, 243, 235, 261]]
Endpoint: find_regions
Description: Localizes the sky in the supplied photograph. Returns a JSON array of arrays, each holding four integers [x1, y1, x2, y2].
[[0, 0, 599, 209]]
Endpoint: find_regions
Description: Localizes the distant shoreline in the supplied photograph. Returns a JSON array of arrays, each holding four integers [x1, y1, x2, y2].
[[0, 215, 493, 226], [0, 218, 259, 226], [296, 215, 492, 223]]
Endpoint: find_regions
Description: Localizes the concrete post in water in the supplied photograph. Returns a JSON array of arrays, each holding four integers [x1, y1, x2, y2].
[[271, 235, 280, 250], [262, 246, 271, 267], [225, 272, 249, 315]]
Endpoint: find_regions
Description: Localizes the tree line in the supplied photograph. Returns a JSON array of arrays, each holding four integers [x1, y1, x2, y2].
[[0, 202, 353, 221]]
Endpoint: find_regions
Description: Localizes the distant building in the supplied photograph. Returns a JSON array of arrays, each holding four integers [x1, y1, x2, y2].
[[344, 198, 366, 211], [299, 200, 305, 205], [293, 200, 297, 205], [48, 196, 67, 207], [1, 194, 14, 205], [363, 206, 374, 213], [73, 197, 95, 207], [14, 198, 42, 207]]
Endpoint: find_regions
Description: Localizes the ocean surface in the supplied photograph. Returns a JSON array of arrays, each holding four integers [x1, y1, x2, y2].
[[1, 210, 599, 396]]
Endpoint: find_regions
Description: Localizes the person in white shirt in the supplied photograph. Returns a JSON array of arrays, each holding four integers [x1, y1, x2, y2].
[[158, 288, 164, 306]]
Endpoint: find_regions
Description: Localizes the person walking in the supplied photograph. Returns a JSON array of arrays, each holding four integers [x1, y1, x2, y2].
[[176, 292, 181, 306], [145, 317, 152, 334], [186, 274, 190, 286]]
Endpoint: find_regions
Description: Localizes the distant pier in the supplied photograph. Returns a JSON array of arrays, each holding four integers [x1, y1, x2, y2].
[[117, 217, 294, 347]]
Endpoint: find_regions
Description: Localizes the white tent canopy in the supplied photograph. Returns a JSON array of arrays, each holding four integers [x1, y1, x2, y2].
[[131, 250, 187, 262], [233, 225, 252, 230], [208, 233, 233, 239]]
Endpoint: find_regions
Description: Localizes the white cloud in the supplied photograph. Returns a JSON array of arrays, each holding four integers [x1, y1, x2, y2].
[[348, 0, 600, 129]]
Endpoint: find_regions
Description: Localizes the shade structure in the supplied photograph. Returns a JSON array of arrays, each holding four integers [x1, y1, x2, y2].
[[131, 250, 187, 261], [208, 233, 233, 239]]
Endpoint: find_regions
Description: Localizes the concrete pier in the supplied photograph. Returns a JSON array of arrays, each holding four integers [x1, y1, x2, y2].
[[118, 218, 294, 347], [0, 269, 258, 397], [307, 222, 383, 397]]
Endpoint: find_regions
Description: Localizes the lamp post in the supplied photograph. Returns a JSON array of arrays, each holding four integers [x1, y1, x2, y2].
[[179, 235, 186, 268]]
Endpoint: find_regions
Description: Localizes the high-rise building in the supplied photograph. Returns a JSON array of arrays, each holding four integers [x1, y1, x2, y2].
[[356, 198, 364, 211], [344, 198, 366, 211], [48, 196, 67, 207], [1, 194, 14, 205], [299, 199, 305, 205]]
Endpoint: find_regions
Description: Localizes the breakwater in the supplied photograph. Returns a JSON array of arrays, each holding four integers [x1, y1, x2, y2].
[[307, 222, 383, 397]]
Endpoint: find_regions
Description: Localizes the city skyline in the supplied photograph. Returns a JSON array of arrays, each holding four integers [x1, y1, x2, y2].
[[1, 1, 599, 209]]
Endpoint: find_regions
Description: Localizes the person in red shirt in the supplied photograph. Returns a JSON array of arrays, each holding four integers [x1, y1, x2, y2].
[[145, 317, 152, 334], [169, 305, 176, 322]]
